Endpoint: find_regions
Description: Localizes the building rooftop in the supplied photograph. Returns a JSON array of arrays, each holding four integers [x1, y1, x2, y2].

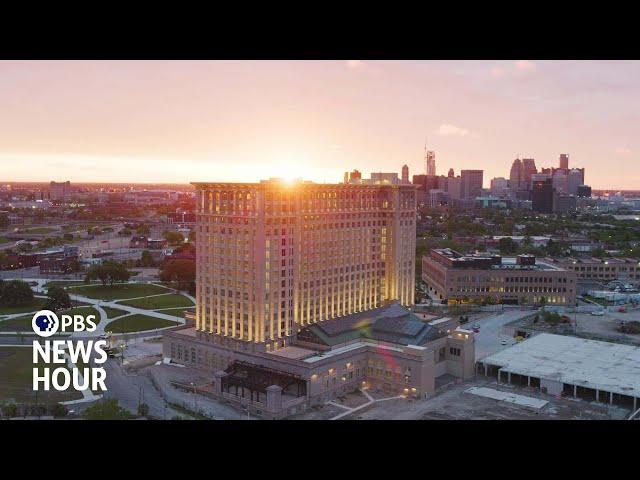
[[296, 302, 443, 348], [430, 248, 563, 271], [549, 256, 640, 266], [482, 333, 640, 398]]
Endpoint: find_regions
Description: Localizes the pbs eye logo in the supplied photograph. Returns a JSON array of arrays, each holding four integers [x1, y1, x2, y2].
[[32, 310, 60, 337]]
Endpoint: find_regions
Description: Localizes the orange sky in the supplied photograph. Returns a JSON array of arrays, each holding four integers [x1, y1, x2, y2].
[[0, 60, 638, 188]]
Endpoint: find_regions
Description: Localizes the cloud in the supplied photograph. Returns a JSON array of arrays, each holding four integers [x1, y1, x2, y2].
[[346, 60, 366, 69], [436, 123, 471, 137], [514, 60, 536, 72], [615, 147, 632, 156]]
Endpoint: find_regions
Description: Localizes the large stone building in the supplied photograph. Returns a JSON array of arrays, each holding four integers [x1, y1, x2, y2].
[[163, 177, 475, 418], [422, 248, 577, 305]]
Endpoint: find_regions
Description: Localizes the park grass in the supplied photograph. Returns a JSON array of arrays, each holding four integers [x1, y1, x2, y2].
[[0, 306, 100, 332], [0, 297, 48, 316], [0, 346, 83, 403], [117, 293, 194, 310], [105, 314, 178, 333], [102, 307, 129, 319], [66, 283, 170, 300], [0, 236, 9, 244], [155, 307, 195, 319]]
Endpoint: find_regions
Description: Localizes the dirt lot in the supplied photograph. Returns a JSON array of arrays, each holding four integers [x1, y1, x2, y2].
[[299, 376, 631, 420]]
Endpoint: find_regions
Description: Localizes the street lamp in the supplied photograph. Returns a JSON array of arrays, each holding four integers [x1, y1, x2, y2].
[[190, 382, 197, 413]]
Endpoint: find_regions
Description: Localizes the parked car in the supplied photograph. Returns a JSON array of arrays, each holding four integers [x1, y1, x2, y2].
[[618, 307, 627, 313], [500, 339, 508, 346], [591, 310, 605, 316]]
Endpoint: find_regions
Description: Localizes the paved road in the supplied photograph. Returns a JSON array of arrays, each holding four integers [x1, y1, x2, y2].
[[472, 309, 539, 361], [101, 358, 184, 419]]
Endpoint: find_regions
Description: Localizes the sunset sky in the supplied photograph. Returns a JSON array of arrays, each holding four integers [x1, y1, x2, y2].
[[0, 60, 638, 188]]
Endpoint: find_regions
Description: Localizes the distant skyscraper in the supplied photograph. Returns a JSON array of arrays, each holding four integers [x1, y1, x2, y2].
[[447, 176, 462, 200], [460, 170, 483, 199], [447, 168, 454, 178], [567, 168, 584, 195], [559, 153, 569, 170], [401, 164, 409, 183], [425, 149, 436, 176], [490, 177, 509, 195], [532, 178, 554, 213], [552, 171, 568, 193], [509, 158, 523, 190], [522, 158, 537, 186]]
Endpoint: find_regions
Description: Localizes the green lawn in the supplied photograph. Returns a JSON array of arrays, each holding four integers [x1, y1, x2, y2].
[[155, 307, 195, 319], [0, 307, 100, 332], [102, 307, 129, 319], [0, 236, 10, 244], [0, 298, 48, 316], [67, 283, 170, 300], [118, 294, 194, 310], [105, 314, 178, 333], [0, 346, 83, 403]]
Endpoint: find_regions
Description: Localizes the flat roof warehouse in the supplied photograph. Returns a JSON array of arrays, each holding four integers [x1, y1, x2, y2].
[[480, 333, 640, 409]]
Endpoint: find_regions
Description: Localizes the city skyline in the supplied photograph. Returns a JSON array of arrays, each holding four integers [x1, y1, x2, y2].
[[1, 60, 639, 188]]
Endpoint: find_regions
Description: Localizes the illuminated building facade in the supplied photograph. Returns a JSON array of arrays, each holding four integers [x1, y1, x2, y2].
[[162, 178, 477, 418], [192, 178, 416, 350]]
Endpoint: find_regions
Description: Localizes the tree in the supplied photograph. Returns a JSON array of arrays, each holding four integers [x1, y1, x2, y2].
[[135, 224, 150, 235], [45, 286, 72, 312], [140, 250, 155, 267], [0, 280, 34, 306], [17, 242, 33, 253], [85, 261, 131, 286], [137, 403, 149, 417], [63, 233, 74, 241], [498, 237, 518, 255], [83, 398, 133, 420], [0, 213, 8, 228], [51, 403, 68, 417], [159, 259, 195, 294], [163, 230, 184, 246], [1, 403, 17, 418]]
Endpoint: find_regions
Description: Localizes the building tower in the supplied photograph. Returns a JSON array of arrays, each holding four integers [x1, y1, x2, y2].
[[191, 177, 417, 351], [460, 170, 483, 199], [448, 168, 454, 178], [401, 164, 409, 183], [509, 158, 523, 190], [559, 154, 569, 170], [425, 145, 436, 176], [522, 158, 537, 187]]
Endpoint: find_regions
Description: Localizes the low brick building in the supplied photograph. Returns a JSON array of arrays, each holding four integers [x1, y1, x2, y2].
[[422, 248, 577, 305]]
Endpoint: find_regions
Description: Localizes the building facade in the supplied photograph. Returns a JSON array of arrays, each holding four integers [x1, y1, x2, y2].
[[422, 248, 577, 305], [460, 170, 483, 200], [548, 257, 640, 281], [191, 178, 416, 352]]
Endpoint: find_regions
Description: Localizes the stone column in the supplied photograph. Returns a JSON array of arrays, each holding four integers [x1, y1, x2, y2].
[[266, 384, 283, 419], [213, 371, 227, 396]]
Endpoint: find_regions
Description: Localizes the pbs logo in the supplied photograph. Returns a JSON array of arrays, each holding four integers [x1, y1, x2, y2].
[[32, 310, 60, 337]]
